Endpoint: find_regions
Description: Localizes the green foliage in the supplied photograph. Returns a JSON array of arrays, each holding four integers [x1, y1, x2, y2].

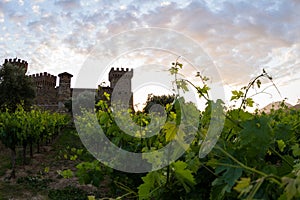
[[138, 171, 166, 199], [57, 169, 74, 179], [69, 61, 300, 200], [292, 144, 300, 157], [0, 62, 35, 111], [230, 68, 275, 110], [163, 122, 177, 142], [0, 109, 19, 150], [137, 160, 197, 199], [214, 162, 243, 191], [0, 105, 69, 177], [143, 93, 174, 113], [282, 176, 300, 200], [76, 161, 104, 187], [172, 160, 196, 192], [231, 90, 244, 101], [238, 117, 273, 159], [233, 177, 253, 198]]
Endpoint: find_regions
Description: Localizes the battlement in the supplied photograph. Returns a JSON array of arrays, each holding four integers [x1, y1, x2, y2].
[[4, 58, 28, 73], [28, 72, 56, 79], [2, 57, 133, 111], [111, 67, 132, 72], [109, 67, 133, 82], [28, 72, 57, 88]]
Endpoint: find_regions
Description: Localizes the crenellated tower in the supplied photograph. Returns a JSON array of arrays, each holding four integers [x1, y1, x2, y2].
[[108, 67, 133, 109], [2, 58, 135, 112], [4, 58, 28, 73], [57, 72, 73, 110], [109, 68, 133, 88], [28, 72, 57, 109]]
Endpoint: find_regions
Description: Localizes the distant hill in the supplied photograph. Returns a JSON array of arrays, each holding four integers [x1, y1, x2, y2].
[[261, 101, 293, 113], [292, 103, 300, 110]]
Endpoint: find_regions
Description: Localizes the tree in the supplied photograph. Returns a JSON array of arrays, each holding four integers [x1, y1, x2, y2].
[[0, 62, 35, 111], [143, 94, 175, 113]]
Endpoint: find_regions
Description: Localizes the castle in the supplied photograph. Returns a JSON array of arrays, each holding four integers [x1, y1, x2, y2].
[[2, 58, 133, 112]]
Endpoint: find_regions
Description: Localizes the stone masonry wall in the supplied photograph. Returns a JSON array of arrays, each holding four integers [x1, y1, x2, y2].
[[3, 58, 134, 112]]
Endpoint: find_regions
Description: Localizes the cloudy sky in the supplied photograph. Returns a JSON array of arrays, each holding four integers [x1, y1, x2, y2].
[[0, 0, 299, 109]]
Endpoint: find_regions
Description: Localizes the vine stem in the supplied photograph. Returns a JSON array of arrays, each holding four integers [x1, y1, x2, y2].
[[269, 146, 294, 168], [200, 163, 218, 176], [113, 181, 137, 199], [215, 146, 282, 186], [246, 177, 265, 200], [238, 70, 281, 114], [182, 79, 209, 102], [173, 57, 181, 98], [238, 73, 265, 111], [208, 162, 244, 169]]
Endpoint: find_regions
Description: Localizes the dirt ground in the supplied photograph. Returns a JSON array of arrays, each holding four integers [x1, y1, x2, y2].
[[0, 130, 111, 200]]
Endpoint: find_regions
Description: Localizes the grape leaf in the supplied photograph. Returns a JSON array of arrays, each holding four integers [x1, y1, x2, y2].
[[274, 123, 293, 142], [233, 177, 253, 197], [230, 90, 244, 101], [238, 117, 273, 159], [163, 122, 177, 142], [215, 165, 243, 189], [282, 176, 300, 200], [172, 160, 196, 192], [277, 140, 286, 152], [292, 144, 300, 157], [138, 171, 166, 200]]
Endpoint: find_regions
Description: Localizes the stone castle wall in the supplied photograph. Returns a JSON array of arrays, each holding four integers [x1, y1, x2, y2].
[[28, 72, 58, 110], [108, 67, 133, 109], [3, 58, 133, 112]]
